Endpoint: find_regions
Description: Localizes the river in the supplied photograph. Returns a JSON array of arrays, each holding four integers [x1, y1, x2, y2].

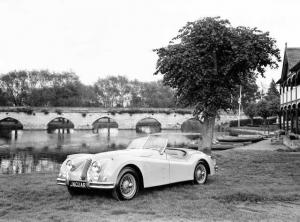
[[0, 129, 208, 175]]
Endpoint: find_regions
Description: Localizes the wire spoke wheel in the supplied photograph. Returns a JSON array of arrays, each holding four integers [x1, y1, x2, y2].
[[194, 163, 207, 184], [112, 167, 140, 200], [119, 173, 137, 199]]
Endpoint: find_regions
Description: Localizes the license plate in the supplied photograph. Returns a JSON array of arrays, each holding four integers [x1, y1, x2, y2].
[[69, 181, 86, 188]]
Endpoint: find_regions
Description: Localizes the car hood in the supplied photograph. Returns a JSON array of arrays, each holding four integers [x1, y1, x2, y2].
[[68, 149, 154, 162], [94, 149, 154, 159]]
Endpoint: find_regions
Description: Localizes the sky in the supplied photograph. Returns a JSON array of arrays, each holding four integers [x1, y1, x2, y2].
[[0, 0, 299, 90]]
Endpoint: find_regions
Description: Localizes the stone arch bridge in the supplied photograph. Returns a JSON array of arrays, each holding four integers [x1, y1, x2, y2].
[[0, 107, 246, 130]]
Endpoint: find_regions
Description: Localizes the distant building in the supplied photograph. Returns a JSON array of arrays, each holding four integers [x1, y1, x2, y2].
[[277, 44, 300, 133]]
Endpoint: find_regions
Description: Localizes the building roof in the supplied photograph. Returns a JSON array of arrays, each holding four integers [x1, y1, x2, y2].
[[291, 60, 300, 72], [286, 48, 300, 70], [277, 47, 300, 84]]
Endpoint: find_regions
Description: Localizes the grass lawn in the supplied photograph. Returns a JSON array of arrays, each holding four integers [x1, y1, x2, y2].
[[0, 149, 300, 222]]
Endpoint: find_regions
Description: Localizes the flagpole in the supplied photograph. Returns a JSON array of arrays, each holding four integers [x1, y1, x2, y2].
[[238, 85, 242, 127]]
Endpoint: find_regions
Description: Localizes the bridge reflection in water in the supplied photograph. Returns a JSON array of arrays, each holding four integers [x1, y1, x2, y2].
[[0, 130, 204, 175], [47, 117, 74, 134], [92, 117, 118, 136], [0, 117, 23, 140], [0, 116, 213, 175], [136, 117, 162, 134]]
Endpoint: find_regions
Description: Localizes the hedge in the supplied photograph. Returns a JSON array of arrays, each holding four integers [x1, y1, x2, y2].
[[229, 117, 277, 127]]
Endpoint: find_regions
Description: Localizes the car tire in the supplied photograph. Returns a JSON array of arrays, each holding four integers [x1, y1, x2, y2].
[[193, 161, 208, 184], [112, 167, 139, 201]]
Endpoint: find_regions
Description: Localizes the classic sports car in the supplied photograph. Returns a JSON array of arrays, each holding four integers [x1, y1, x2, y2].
[[57, 134, 217, 200]]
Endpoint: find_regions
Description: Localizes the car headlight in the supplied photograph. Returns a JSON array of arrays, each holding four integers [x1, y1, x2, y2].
[[91, 161, 102, 173], [66, 160, 73, 170], [87, 161, 102, 181]]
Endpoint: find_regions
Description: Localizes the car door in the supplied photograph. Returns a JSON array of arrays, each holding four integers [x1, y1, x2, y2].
[[141, 150, 170, 188], [167, 151, 194, 183]]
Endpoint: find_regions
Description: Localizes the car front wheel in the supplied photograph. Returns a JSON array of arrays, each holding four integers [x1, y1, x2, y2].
[[112, 167, 139, 200], [193, 162, 208, 184]]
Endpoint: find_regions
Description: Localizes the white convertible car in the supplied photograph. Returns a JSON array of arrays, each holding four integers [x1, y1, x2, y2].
[[57, 134, 217, 200]]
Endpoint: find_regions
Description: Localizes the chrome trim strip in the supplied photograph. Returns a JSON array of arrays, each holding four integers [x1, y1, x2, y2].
[[89, 182, 114, 186], [57, 178, 67, 186], [89, 182, 115, 189], [56, 178, 114, 189]]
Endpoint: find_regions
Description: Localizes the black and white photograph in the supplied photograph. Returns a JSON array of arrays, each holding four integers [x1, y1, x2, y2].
[[0, 0, 299, 221]]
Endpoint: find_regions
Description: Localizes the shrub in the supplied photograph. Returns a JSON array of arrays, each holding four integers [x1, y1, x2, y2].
[[55, 109, 63, 115], [41, 109, 49, 115], [107, 108, 192, 115], [21, 108, 34, 115], [229, 117, 277, 127]]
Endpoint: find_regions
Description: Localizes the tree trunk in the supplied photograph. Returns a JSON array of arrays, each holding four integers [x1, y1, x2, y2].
[[250, 117, 254, 126], [263, 118, 267, 134], [198, 116, 215, 155]]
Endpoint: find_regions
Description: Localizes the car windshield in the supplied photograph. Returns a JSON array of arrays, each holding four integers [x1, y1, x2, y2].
[[127, 136, 168, 152], [127, 137, 148, 149], [143, 136, 168, 151]]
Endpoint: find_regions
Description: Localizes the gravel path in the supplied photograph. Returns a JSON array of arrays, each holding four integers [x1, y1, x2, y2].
[[233, 138, 289, 151]]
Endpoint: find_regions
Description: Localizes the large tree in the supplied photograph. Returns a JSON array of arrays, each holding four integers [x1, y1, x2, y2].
[[154, 17, 280, 153]]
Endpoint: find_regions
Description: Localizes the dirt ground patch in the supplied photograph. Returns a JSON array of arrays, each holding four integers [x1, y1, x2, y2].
[[0, 145, 299, 221]]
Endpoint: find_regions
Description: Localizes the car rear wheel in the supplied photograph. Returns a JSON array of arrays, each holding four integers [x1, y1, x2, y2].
[[193, 162, 208, 184], [112, 167, 139, 200]]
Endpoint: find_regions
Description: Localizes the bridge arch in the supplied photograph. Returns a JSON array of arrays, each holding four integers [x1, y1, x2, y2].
[[47, 117, 74, 133], [0, 117, 23, 140], [0, 117, 23, 130], [92, 117, 118, 133], [136, 117, 161, 133]]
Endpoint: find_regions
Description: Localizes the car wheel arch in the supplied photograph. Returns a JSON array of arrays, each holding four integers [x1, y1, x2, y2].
[[197, 159, 210, 175], [119, 164, 144, 189]]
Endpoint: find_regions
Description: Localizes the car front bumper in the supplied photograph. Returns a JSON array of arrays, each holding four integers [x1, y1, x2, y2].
[[57, 178, 115, 189]]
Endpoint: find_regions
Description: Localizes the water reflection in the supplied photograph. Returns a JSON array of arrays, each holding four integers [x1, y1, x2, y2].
[[0, 130, 216, 175], [0, 149, 63, 174], [136, 117, 161, 133], [47, 117, 74, 134], [0, 117, 23, 140], [92, 117, 118, 133]]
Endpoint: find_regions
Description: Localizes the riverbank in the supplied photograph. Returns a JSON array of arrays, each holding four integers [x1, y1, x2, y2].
[[0, 144, 299, 221]]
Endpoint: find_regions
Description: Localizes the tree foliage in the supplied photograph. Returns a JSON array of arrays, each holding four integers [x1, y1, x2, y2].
[[154, 17, 280, 118], [244, 79, 280, 126], [235, 79, 260, 110], [244, 102, 257, 125], [256, 99, 272, 123], [154, 17, 280, 151], [266, 79, 280, 98], [0, 70, 177, 108]]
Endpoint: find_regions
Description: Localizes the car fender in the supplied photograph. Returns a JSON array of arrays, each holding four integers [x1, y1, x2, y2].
[[191, 153, 215, 175], [102, 157, 145, 185]]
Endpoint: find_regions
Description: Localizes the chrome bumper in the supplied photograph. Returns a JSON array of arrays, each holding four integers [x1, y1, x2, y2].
[[56, 178, 115, 189]]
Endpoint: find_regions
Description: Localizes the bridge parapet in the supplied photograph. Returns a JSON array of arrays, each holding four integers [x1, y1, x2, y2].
[[0, 107, 246, 130]]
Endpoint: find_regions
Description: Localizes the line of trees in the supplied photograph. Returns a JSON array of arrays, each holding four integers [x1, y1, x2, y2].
[[0, 69, 273, 111], [244, 79, 280, 126], [0, 70, 177, 108]]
